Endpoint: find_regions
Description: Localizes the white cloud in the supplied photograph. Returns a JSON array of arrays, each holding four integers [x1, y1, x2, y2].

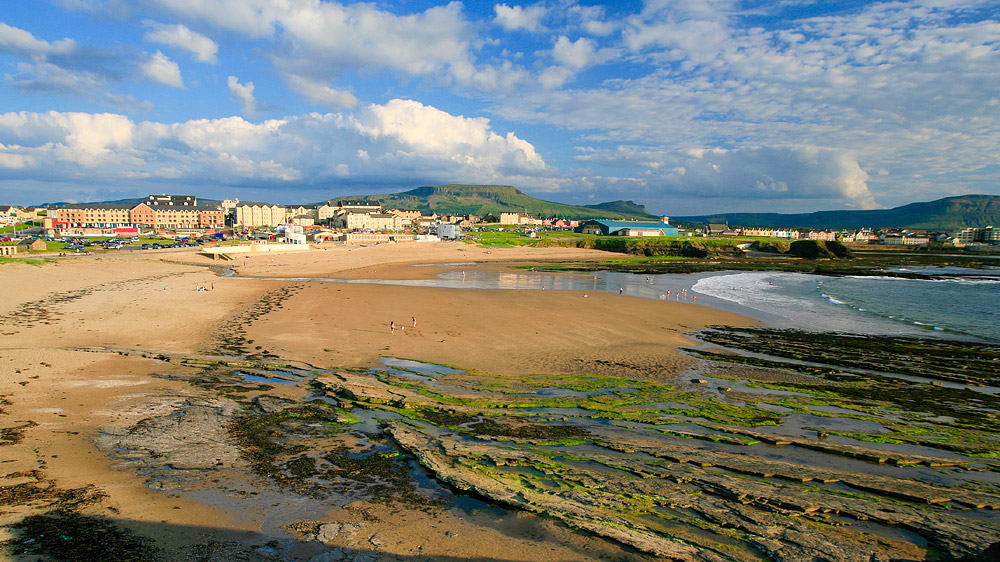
[[227, 76, 258, 114], [494, 3, 547, 32], [284, 74, 359, 109], [143, 21, 218, 63], [574, 144, 878, 208], [682, 146, 877, 208], [154, 1, 486, 84], [0, 111, 136, 167], [14, 0, 1000, 208], [141, 0, 280, 37], [8, 60, 102, 93], [582, 19, 617, 37], [552, 36, 596, 69], [538, 65, 573, 89], [535, 36, 602, 89], [0, 21, 160, 110], [0, 148, 34, 169], [495, 1, 1000, 206], [0, 22, 76, 56], [346, 99, 546, 176], [0, 102, 548, 187], [144, 0, 539, 94], [142, 50, 183, 88]]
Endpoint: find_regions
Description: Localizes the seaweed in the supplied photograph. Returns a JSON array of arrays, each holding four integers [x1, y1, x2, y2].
[[3, 512, 158, 562]]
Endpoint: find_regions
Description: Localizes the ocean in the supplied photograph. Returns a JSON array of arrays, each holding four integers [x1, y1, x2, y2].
[[690, 266, 1000, 341], [239, 263, 1000, 342]]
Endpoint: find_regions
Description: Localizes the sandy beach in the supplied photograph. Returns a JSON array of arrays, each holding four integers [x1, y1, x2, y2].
[[4, 241, 1000, 562], [0, 242, 755, 562]]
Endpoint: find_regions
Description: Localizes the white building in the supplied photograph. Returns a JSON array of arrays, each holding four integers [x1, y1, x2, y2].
[[235, 202, 287, 227], [499, 212, 542, 226], [332, 211, 403, 231], [437, 223, 462, 240]]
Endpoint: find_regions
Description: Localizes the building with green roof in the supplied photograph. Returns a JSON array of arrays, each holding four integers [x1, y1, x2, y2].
[[575, 219, 679, 237]]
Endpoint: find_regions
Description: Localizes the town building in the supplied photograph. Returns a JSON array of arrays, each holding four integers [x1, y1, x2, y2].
[[342, 232, 419, 244], [437, 223, 462, 240], [54, 201, 224, 231], [290, 215, 315, 226], [147, 194, 198, 206], [234, 202, 287, 227], [331, 211, 402, 231], [878, 232, 928, 245], [221, 199, 240, 213], [0, 205, 22, 224], [808, 231, 837, 241], [335, 200, 382, 213], [845, 229, 879, 243], [575, 219, 679, 237], [743, 227, 778, 238], [957, 226, 999, 245], [16, 238, 47, 251], [283, 224, 307, 244], [316, 203, 338, 223], [286, 205, 319, 221], [387, 209, 423, 225], [548, 218, 579, 228], [500, 212, 542, 226]]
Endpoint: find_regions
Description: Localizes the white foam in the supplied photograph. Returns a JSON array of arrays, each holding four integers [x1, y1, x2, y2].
[[692, 271, 929, 334]]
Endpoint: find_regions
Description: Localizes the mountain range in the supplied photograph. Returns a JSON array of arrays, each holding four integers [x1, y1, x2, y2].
[[339, 184, 655, 220], [41, 186, 1000, 230], [343, 186, 998, 230], [672, 194, 1000, 230]]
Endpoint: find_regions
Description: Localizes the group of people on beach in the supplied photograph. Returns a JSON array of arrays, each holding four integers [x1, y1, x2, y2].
[[390, 316, 417, 333]]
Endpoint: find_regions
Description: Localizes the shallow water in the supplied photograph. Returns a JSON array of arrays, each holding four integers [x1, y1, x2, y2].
[[240, 371, 305, 385], [228, 263, 1000, 342], [692, 267, 1000, 341]]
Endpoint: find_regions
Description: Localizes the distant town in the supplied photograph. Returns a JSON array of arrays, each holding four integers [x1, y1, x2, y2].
[[1, 193, 998, 257]]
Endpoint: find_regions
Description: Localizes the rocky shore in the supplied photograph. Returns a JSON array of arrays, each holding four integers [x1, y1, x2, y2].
[[2, 246, 998, 562]]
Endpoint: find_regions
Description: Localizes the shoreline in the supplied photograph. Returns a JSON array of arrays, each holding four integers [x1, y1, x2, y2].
[[2, 243, 997, 562], [225, 259, 1000, 343], [0, 243, 751, 561]]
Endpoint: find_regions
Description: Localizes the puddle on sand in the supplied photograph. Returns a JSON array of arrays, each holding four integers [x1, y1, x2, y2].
[[378, 357, 463, 376], [237, 369, 311, 386], [116, 352, 1000, 559]]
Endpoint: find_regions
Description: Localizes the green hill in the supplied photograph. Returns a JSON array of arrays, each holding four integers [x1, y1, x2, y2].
[[582, 200, 653, 216], [674, 195, 1000, 230], [335, 184, 657, 220]]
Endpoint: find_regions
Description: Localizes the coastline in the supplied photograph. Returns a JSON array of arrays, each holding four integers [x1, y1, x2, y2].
[[2, 242, 997, 562], [0, 243, 752, 561]]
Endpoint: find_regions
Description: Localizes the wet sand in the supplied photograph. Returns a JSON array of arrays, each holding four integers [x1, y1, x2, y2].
[[0, 243, 752, 561]]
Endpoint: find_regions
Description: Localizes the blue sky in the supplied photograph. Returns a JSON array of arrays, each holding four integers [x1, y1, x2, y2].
[[0, 0, 998, 214]]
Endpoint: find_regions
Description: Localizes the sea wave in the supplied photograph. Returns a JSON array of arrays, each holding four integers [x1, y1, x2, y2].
[[821, 293, 846, 305], [691, 271, 959, 337], [844, 274, 1000, 285]]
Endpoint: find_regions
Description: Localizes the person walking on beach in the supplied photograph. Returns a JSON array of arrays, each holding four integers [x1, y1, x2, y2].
[[619, 286, 623, 295], [390, 321, 395, 334], [412, 316, 417, 328]]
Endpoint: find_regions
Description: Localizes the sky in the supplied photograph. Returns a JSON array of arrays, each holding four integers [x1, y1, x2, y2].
[[0, 0, 998, 215]]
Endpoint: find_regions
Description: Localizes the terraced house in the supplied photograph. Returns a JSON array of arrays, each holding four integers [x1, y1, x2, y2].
[[234, 201, 286, 227]]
